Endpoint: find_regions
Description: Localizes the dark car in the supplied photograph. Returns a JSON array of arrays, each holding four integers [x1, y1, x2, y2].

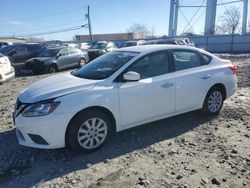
[[119, 41, 138, 48], [86, 41, 118, 61], [0, 43, 46, 65], [24, 47, 89, 74], [143, 38, 195, 46]]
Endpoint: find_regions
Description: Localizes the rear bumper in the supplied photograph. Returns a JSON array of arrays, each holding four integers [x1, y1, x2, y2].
[[0, 68, 15, 83], [226, 75, 237, 98]]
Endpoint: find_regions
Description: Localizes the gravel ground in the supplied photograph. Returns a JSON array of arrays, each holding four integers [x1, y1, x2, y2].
[[0, 54, 249, 188]]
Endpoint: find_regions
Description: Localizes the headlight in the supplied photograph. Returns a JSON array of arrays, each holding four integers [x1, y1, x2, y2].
[[22, 101, 60, 117]]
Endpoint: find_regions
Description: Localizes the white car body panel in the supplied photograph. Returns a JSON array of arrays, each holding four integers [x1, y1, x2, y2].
[[19, 72, 100, 103], [118, 72, 175, 126], [14, 45, 237, 149]]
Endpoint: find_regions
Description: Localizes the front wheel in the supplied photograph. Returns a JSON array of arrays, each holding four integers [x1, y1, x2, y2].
[[48, 65, 57, 73], [66, 110, 112, 153], [202, 87, 224, 116]]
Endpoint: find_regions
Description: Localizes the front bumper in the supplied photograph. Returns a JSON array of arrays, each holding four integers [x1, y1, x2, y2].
[[14, 112, 73, 149]]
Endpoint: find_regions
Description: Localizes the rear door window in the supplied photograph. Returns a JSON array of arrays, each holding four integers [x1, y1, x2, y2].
[[200, 53, 212, 65], [172, 50, 202, 71]]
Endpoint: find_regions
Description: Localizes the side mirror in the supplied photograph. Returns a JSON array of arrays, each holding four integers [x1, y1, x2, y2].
[[123, 71, 140, 81]]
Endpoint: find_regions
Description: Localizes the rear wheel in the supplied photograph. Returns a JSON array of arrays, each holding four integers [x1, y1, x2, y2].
[[66, 110, 112, 153], [202, 87, 224, 116]]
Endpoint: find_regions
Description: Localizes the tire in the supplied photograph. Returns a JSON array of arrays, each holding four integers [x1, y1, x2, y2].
[[48, 65, 57, 73], [202, 87, 224, 116], [66, 110, 112, 153], [79, 58, 86, 67]]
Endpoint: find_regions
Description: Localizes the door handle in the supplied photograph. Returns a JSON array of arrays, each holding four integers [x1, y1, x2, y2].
[[201, 75, 211, 80], [161, 82, 174, 88]]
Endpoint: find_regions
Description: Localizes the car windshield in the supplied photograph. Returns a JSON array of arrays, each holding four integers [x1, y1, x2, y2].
[[0, 45, 15, 54], [72, 51, 138, 80], [90, 42, 107, 49], [39, 48, 61, 57]]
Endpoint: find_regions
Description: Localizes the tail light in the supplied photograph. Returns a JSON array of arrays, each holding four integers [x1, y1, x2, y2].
[[0, 74, 2, 80], [228, 65, 237, 74]]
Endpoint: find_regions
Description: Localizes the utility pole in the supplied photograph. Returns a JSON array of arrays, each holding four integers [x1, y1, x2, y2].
[[242, 0, 248, 34], [204, 0, 217, 35], [87, 5, 93, 41], [168, 0, 179, 37]]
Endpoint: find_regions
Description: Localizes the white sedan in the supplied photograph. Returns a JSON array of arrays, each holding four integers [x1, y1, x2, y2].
[[0, 53, 15, 84], [14, 45, 237, 152]]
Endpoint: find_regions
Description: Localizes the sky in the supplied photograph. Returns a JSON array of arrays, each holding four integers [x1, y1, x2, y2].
[[0, 0, 248, 41]]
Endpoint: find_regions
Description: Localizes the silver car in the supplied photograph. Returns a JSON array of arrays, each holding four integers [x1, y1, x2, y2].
[[24, 47, 89, 74]]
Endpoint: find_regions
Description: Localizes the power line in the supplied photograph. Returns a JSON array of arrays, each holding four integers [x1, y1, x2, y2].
[[6, 24, 88, 37], [0, 20, 83, 35]]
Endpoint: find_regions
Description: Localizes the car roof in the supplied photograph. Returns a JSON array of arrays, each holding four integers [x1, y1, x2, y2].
[[116, 45, 214, 57], [117, 44, 195, 52]]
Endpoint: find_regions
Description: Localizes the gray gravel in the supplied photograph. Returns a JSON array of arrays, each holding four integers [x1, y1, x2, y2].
[[0, 54, 249, 188]]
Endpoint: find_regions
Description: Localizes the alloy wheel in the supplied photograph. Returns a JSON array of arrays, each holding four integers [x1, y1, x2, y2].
[[77, 118, 108, 149], [207, 91, 223, 113]]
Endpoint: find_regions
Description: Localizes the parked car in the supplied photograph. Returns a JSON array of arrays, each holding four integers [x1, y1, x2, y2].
[[23, 47, 89, 74], [65, 43, 78, 48], [0, 53, 15, 84], [119, 40, 146, 48], [143, 38, 194, 46], [0, 44, 46, 65], [79, 42, 93, 50], [86, 41, 118, 61], [14, 45, 237, 152], [0, 42, 13, 48]]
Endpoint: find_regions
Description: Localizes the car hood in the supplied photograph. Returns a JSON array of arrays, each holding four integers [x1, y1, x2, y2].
[[19, 72, 100, 103]]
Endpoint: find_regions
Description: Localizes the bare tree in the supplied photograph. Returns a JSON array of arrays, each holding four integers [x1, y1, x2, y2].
[[127, 23, 149, 39], [216, 7, 241, 35]]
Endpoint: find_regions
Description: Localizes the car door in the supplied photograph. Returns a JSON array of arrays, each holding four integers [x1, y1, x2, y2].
[[56, 48, 71, 69], [172, 49, 213, 112], [68, 48, 81, 67], [117, 50, 176, 127]]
